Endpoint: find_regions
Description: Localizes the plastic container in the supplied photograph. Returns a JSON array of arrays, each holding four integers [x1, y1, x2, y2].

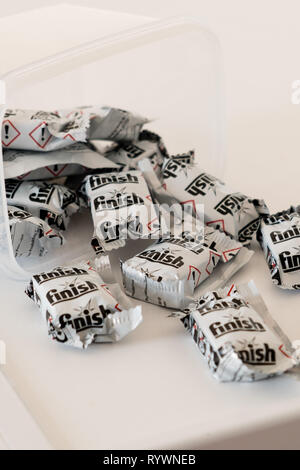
[[0, 7, 224, 281]]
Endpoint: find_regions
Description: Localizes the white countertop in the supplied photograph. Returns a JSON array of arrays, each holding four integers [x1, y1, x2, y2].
[[1, 2, 300, 450], [1, 242, 300, 450]]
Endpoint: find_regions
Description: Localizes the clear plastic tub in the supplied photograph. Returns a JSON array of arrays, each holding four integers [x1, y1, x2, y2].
[[0, 7, 227, 450], [0, 10, 224, 281]]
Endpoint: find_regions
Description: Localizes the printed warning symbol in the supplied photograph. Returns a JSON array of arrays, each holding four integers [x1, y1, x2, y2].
[[188, 265, 201, 287], [147, 217, 159, 232], [180, 199, 196, 214], [206, 251, 221, 275], [45, 165, 68, 177], [17, 171, 32, 180], [206, 219, 226, 233], [2, 120, 21, 147], [29, 121, 52, 149], [222, 247, 241, 262], [63, 133, 76, 142]]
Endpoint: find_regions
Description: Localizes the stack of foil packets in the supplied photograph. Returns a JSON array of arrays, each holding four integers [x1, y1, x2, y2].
[[2, 106, 300, 382]]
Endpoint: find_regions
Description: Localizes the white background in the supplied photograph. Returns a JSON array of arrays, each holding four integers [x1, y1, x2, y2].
[[1, 1, 300, 450]]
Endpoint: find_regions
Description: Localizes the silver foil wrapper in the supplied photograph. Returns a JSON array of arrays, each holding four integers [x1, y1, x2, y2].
[[158, 154, 268, 243], [3, 143, 120, 180], [5, 180, 80, 231], [8, 205, 64, 257], [2, 108, 89, 151], [121, 226, 253, 309], [258, 206, 300, 290], [85, 106, 149, 142], [2, 106, 148, 151], [177, 281, 299, 382], [104, 130, 168, 178], [25, 262, 142, 349], [85, 170, 161, 254]]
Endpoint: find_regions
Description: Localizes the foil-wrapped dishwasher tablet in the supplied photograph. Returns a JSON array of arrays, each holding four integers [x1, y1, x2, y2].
[[121, 226, 253, 309], [258, 206, 300, 290], [26, 262, 142, 349], [176, 281, 299, 382]]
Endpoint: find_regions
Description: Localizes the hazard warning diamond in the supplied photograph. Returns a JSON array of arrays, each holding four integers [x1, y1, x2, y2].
[[147, 217, 159, 232], [45, 165, 68, 177], [222, 247, 241, 262], [188, 265, 201, 287], [17, 171, 32, 180], [29, 121, 52, 149], [180, 199, 196, 214], [206, 219, 226, 233], [206, 250, 221, 275], [2, 120, 21, 147], [63, 133, 76, 143]]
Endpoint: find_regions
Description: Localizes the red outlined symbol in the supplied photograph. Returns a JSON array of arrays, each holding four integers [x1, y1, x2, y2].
[[29, 121, 52, 149], [17, 171, 32, 180], [63, 133, 76, 142], [206, 219, 226, 232], [188, 265, 201, 287], [227, 284, 235, 296], [279, 344, 292, 359], [206, 250, 221, 275], [100, 283, 123, 312], [180, 199, 196, 213], [222, 247, 241, 262], [45, 165, 68, 177], [147, 217, 158, 232], [2, 120, 21, 147], [101, 283, 114, 297], [87, 262, 96, 272]]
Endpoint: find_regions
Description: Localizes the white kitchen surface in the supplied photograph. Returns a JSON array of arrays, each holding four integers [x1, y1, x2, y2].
[[1, 1, 300, 450], [2, 214, 300, 450]]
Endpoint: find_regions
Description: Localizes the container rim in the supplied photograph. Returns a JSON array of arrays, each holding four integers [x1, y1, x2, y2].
[[0, 16, 221, 85]]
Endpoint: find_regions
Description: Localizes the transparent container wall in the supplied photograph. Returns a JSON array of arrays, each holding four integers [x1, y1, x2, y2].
[[0, 18, 224, 279]]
